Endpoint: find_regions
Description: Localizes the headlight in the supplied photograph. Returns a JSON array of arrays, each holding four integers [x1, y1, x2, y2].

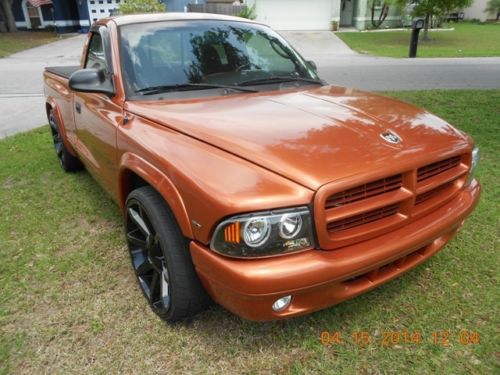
[[465, 146, 479, 186], [243, 217, 271, 247], [210, 207, 314, 258]]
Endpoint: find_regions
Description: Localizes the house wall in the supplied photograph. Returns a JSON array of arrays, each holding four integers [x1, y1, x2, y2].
[[352, 2, 403, 30], [12, 0, 87, 32], [463, 0, 490, 21]]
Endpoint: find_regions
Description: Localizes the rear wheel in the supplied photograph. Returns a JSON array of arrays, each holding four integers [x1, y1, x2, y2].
[[48, 110, 82, 172], [125, 186, 210, 322]]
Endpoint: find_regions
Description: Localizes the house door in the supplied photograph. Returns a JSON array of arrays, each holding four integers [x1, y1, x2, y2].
[[340, 0, 354, 26]]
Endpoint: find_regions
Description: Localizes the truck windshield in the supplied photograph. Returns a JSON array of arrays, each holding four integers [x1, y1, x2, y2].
[[119, 20, 321, 98]]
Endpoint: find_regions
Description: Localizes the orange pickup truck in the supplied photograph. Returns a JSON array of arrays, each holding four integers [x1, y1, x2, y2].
[[43, 13, 480, 322]]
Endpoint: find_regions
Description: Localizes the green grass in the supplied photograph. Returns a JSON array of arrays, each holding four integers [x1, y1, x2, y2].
[[0, 31, 63, 58], [1, 90, 499, 373], [337, 22, 500, 58]]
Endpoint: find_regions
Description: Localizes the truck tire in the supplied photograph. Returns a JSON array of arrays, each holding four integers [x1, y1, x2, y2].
[[125, 186, 211, 322], [48, 110, 82, 172]]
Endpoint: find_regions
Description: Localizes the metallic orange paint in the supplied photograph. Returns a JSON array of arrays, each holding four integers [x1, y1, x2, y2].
[[43, 14, 480, 321]]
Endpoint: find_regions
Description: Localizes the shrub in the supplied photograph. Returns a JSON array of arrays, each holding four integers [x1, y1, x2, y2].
[[237, 4, 257, 20], [119, 0, 166, 15]]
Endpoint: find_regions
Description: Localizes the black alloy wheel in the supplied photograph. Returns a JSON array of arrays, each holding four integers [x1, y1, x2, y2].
[[126, 198, 171, 316], [125, 186, 210, 322]]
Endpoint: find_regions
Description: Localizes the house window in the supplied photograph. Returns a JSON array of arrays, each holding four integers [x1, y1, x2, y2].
[[26, 3, 42, 28]]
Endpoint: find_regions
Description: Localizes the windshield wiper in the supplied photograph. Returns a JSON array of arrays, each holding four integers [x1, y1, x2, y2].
[[136, 83, 258, 95], [238, 76, 324, 87]]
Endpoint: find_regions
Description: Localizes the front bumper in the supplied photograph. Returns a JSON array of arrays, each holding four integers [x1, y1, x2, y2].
[[190, 180, 480, 321]]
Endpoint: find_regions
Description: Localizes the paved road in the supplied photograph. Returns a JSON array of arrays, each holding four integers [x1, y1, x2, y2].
[[282, 31, 500, 91], [1, 31, 499, 138]]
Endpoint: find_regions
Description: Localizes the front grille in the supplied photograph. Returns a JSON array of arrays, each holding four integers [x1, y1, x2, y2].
[[415, 181, 454, 205], [325, 175, 402, 209], [417, 156, 461, 182], [327, 204, 400, 233], [317, 153, 469, 249]]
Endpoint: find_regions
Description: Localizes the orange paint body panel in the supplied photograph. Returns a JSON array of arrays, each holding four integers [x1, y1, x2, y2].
[[43, 14, 480, 321]]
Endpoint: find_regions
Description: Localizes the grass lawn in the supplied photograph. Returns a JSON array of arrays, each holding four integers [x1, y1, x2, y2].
[[0, 90, 499, 373], [0, 31, 63, 58], [337, 22, 500, 58]]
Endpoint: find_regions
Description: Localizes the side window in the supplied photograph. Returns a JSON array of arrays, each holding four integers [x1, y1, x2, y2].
[[85, 33, 106, 70]]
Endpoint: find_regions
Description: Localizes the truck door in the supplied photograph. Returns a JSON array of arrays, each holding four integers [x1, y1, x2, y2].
[[74, 27, 122, 199]]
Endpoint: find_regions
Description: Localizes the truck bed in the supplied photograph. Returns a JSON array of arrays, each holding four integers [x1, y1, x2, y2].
[[45, 66, 80, 79]]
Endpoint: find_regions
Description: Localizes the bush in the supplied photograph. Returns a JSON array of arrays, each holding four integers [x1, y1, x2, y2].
[[236, 4, 256, 20], [119, 0, 166, 15]]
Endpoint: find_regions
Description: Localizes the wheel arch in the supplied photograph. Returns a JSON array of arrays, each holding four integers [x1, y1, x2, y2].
[[45, 98, 78, 156], [119, 152, 194, 239]]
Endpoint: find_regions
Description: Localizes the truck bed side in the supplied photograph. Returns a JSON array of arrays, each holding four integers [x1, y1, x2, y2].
[[43, 68, 79, 154]]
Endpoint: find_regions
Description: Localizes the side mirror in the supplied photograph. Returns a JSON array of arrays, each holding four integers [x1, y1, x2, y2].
[[69, 68, 115, 96], [307, 60, 318, 72]]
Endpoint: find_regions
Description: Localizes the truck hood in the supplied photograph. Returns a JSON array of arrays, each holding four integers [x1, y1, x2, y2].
[[125, 85, 470, 190]]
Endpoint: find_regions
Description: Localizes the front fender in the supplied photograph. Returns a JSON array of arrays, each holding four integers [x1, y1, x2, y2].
[[118, 152, 193, 239]]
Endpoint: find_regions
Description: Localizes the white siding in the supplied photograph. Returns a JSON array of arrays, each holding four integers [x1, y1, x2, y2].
[[463, 0, 490, 22], [252, 0, 335, 30]]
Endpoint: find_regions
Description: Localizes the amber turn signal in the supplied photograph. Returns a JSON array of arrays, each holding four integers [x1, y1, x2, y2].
[[224, 221, 241, 243]]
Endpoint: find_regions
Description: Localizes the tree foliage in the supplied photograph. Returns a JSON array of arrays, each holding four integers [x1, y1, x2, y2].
[[119, 0, 166, 15], [237, 4, 257, 20], [485, 0, 500, 20], [394, 0, 473, 40]]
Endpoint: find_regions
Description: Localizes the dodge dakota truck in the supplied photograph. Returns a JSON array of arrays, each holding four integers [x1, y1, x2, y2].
[[43, 13, 480, 322]]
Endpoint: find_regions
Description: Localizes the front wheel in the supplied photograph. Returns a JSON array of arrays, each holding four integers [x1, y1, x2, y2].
[[125, 186, 210, 322]]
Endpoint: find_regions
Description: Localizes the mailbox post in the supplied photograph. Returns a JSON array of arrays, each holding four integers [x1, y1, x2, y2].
[[409, 18, 425, 58]]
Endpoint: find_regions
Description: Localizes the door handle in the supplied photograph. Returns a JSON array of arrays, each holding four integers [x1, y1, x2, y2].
[[75, 102, 81, 114]]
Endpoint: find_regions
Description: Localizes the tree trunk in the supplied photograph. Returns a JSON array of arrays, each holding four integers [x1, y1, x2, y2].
[[497, 11, 499, 21], [0, 4, 6, 32], [423, 13, 430, 41], [371, 1, 389, 29], [0, 0, 17, 32]]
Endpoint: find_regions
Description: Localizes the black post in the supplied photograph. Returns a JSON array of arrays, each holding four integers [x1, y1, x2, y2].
[[409, 18, 424, 58]]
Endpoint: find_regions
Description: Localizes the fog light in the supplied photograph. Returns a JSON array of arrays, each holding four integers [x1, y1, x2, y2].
[[272, 295, 292, 312]]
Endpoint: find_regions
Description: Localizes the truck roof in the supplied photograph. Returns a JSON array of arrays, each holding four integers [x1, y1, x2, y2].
[[107, 12, 263, 27]]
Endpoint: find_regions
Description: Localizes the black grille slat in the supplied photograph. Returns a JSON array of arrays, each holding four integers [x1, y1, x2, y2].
[[327, 204, 400, 233], [416, 181, 455, 205], [325, 175, 403, 208], [417, 156, 461, 182]]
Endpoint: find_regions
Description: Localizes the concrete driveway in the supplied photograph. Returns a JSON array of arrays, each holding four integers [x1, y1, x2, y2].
[[1, 31, 499, 139], [0, 34, 85, 138]]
